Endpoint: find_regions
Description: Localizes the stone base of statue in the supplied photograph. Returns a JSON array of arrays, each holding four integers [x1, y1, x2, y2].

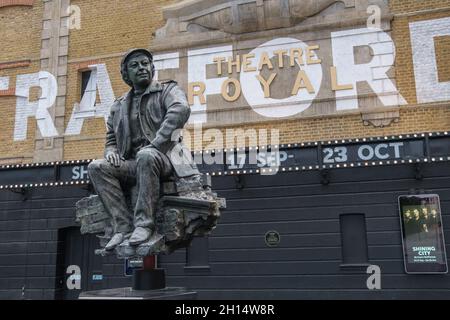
[[78, 287, 197, 300], [76, 173, 225, 258], [75, 173, 224, 296]]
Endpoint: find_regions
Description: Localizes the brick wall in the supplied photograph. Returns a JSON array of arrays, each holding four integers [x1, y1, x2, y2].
[[0, 3, 41, 62], [391, 8, 450, 105], [0, 0, 449, 163], [67, 0, 176, 60], [390, 0, 450, 13], [63, 0, 178, 160], [0, 1, 43, 164], [61, 0, 450, 157], [183, 105, 450, 151]]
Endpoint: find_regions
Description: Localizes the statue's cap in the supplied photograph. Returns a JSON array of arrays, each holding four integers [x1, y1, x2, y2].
[[121, 48, 153, 67]]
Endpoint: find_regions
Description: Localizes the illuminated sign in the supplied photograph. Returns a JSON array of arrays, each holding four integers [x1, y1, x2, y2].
[[1, 17, 449, 140], [0, 132, 448, 187], [399, 194, 448, 274]]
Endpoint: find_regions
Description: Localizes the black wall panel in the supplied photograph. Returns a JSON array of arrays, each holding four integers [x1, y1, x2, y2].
[[0, 162, 448, 299], [161, 162, 450, 299]]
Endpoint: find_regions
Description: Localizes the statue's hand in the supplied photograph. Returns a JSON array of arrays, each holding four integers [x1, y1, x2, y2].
[[105, 151, 121, 167]]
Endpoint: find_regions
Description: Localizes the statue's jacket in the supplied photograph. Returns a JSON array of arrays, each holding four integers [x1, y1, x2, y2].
[[105, 80, 199, 178]]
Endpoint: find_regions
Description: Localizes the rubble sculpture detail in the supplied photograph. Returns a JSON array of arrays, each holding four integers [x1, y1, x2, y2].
[[75, 48, 225, 259]]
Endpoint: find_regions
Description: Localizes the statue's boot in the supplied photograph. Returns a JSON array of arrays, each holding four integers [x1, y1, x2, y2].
[[129, 227, 151, 246], [105, 233, 126, 251]]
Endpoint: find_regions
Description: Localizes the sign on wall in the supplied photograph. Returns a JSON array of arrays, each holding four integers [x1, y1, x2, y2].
[[185, 27, 407, 124], [398, 194, 448, 274], [0, 132, 449, 187], [1, 16, 450, 141]]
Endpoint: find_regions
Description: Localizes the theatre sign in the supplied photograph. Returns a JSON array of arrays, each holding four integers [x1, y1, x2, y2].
[[146, 0, 450, 127], [66, 0, 450, 136]]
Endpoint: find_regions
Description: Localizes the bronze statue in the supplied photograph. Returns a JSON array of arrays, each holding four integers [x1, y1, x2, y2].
[[77, 49, 224, 258]]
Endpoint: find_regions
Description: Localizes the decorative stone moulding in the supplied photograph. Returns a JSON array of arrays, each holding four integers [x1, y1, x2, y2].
[[0, 0, 34, 8], [361, 110, 400, 128], [160, 0, 357, 35]]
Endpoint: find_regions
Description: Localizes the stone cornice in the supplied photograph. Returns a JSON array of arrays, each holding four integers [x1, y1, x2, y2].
[[153, 0, 391, 51], [0, 59, 31, 70]]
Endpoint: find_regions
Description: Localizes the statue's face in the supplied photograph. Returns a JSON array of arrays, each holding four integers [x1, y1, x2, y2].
[[126, 53, 152, 89], [405, 210, 411, 219]]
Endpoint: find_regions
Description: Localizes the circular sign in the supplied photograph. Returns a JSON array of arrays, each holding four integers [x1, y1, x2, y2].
[[265, 230, 281, 247], [240, 37, 323, 118]]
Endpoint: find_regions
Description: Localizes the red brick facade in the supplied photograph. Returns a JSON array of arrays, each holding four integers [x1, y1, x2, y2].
[[0, 0, 34, 8]]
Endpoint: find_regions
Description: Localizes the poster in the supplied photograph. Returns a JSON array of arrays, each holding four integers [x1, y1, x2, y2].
[[398, 194, 448, 274]]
